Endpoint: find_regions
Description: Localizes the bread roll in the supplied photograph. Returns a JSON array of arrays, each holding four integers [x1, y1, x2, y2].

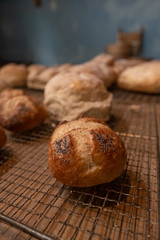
[[70, 61, 117, 88], [90, 53, 115, 66], [27, 64, 72, 90], [57, 63, 72, 72], [118, 61, 160, 93], [0, 92, 47, 132], [113, 58, 145, 75], [29, 67, 58, 90], [44, 72, 112, 122], [49, 117, 127, 187], [0, 126, 7, 148], [0, 88, 24, 108], [0, 63, 27, 90], [27, 64, 46, 72], [27, 66, 58, 90]]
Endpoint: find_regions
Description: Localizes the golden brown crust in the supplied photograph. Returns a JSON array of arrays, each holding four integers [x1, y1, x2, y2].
[[117, 60, 160, 93], [27, 64, 46, 72], [57, 63, 73, 72], [0, 63, 28, 89], [0, 88, 25, 108], [27, 66, 59, 90], [56, 117, 107, 129], [113, 58, 145, 75], [0, 126, 7, 148], [0, 88, 24, 98], [48, 117, 127, 187], [70, 62, 117, 88], [0, 90, 47, 132], [90, 53, 115, 66]]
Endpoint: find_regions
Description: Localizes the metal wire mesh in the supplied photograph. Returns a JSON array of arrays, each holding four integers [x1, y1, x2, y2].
[[0, 89, 159, 240], [112, 85, 160, 104]]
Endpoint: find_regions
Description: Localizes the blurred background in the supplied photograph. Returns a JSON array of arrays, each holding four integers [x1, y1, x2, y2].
[[0, 0, 160, 65]]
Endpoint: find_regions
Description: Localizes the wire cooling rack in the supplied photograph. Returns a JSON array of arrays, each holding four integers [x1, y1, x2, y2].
[[0, 88, 160, 240]]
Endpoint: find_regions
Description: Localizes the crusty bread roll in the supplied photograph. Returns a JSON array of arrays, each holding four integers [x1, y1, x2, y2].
[[70, 61, 117, 88], [90, 53, 115, 66], [44, 72, 112, 122], [0, 126, 7, 148], [0, 88, 24, 108], [49, 117, 127, 187], [29, 67, 58, 90], [27, 64, 46, 72], [0, 89, 47, 132], [0, 63, 28, 90], [118, 61, 160, 93], [27, 64, 73, 90], [57, 63, 73, 72], [27, 65, 52, 90], [113, 58, 145, 75]]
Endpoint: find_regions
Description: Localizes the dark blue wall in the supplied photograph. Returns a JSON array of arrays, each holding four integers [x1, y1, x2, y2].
[[0, 0, 160, 65]]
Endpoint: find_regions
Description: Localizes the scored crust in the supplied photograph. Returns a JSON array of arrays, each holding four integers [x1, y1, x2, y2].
[[49, 117, 127, 187]]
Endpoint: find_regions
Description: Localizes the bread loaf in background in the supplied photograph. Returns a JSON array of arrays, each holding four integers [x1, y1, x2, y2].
[[27, 63, 72, 90], [28, 66, 58, 90], [0, 88, 24, 108], [27, 64, 46, 72], [0, 88, 47, 132], [118, 61, 160, 93], [49, 117, 127, 187], [90, 53, 115, 66], [70, 61, 117, 88], [57, 63, 73, 72], [27, 64, 46, 90], [44, 72, 113, 122], [113, 58, 145, 75], [0, 63, 28, 90]]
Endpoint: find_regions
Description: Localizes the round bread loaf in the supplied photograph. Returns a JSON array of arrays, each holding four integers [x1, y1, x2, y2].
[[90, 53, 115, 66], [27, 64, 46, 72], [49, 117, 127, 187], [27, 65, 47, 90], [57, 63, 73, 72], [29, 67, 58, 90], [0, 94, 47, 132], [118, 61, 160, 93], [113, 58, 145, 75], [0, 63, 28, 90], [0, 88, 24, 108], [0, 126, 7, 148], [44, 72, 112, 122], [27, 64, 72, 90]]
